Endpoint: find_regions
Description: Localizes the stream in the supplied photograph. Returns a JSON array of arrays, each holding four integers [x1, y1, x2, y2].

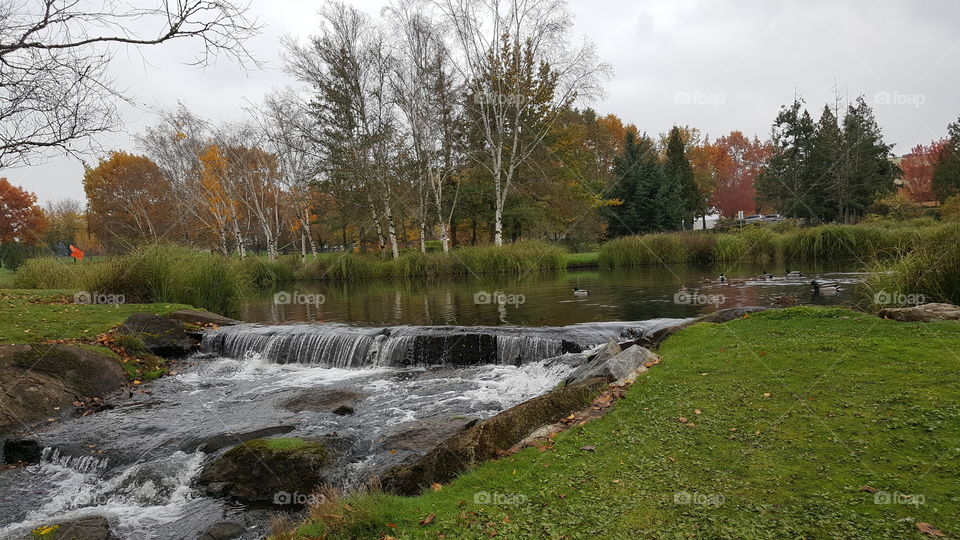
[[0, 264, 865, 539]]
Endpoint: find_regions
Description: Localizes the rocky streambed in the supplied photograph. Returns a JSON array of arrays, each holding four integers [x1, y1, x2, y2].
[[0, 315, 685, 540]]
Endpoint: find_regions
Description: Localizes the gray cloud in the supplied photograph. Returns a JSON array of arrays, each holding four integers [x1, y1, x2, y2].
[[8, 0, 960, 203]]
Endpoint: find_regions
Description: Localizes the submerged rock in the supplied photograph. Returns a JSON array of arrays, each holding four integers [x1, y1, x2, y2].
[[197, 437, 331, 503], [181, 425, 297, 454], [565, 345, 657, 385], [280, 389, 369, 414], [879, 303, 960, 322], [0, 344, 127, 435], [197, 521, 245, 540], [3, 439, 42, 464], [381, 377, 608, 495], [118, 313, 196, 358]]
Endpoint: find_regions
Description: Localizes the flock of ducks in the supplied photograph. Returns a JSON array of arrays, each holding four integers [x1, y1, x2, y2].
[[574, 269, 841, 298], [686, 269, 841, 294]]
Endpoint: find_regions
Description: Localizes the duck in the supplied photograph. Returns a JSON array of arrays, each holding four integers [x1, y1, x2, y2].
[[771, 294, 799, 307], [572, 288, 590, 296], [785, 269, 803, 278], [762, 271, 774, 280], [811, 280, 840, 293], [718, 273, 727, 283]]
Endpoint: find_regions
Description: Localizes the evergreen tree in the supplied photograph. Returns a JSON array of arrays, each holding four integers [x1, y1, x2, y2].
[[604, 131, 661, 236], [755, 99, 816, 218], [932, 116, 960, 202], [663, 126, 698, 229], [807, 105, 843, 222], [839, 97, 897, 221]]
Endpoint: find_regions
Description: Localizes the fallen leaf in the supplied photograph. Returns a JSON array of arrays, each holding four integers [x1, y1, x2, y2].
[[678, 417, 688, 423], [859, 485, 878, 493], [580, 445, 595, 452], [431, 483, 443, 492], [694, 409, 702, 415], [762, 392, 772, 398], [667, 456, 676, 462], [917, 522, 945, 537], [612, 479, 621, 483], [386, 523, 397, 528], [389, 449, 398, 455], [419, 513, 436, 526], [685, 422, 696, 427]]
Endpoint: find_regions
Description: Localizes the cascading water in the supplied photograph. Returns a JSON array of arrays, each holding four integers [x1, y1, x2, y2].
[[1, 318, 686, 539], [202, 319, 683, 367]]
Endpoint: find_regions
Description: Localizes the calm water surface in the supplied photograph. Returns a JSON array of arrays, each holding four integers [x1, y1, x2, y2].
[[237, 262, 865, 325]]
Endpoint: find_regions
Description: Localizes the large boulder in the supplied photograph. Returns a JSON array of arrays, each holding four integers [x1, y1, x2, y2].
[[565, 345, 658, 385], [879, 303, 960, 322], [0, 344, 127, 435], [381, 377, 608, 495], [17, 515, 115, 540], [197, 437, 331, 503], [117, 313, 196, 358]]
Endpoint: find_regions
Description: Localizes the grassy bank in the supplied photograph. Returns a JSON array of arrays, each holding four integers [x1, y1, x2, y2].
[[0, 289, 193, 380], [863, 222, 960, 306], [279, 307, 960, 539], [599, 221, 949, 268], [13, 242, 569, 311]]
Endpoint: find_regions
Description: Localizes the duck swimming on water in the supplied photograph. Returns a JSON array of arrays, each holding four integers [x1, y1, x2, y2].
[[572, 288, 590, 296], [786, 269, 803, 278], [811, 280, 840, 293]]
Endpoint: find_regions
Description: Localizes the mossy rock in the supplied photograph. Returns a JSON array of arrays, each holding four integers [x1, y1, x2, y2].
[[117, 312, 196, 358], [197, 437, 331, 503]]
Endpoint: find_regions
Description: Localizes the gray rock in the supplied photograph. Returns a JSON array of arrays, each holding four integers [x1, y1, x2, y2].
[[879, 303, 960, 322], [118, 312, 196, 358], [3, 439, 41, 464], [0, 344, 127, 435], [565, 345, 657, 385], [197, 522, 245, 540], [280, 389, 368, 413]]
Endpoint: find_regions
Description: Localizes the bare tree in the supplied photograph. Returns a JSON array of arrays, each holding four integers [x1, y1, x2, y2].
[[432, 0, 608, 245], [285, 2, 401, 259], [251, 88, 320, 261], [387, 0, 463, 253], [0, 0, 259, 168]]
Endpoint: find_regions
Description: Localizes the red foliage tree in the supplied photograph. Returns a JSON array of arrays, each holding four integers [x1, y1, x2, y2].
[[710, 132, 773, 218], [0, 178, 47, 244], [899, 140, 946, 203]]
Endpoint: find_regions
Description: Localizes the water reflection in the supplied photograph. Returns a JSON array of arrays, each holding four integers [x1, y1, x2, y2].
[[237, 261, 866, 326]]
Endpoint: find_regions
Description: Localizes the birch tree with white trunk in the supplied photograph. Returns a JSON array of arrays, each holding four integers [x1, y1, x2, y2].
[[432, 0, 608, 245]]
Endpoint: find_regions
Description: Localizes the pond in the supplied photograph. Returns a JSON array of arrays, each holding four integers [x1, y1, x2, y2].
[[236, 261, 866, 326]]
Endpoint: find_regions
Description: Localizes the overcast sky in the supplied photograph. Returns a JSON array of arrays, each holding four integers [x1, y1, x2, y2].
[[8, 0, 960, 204]]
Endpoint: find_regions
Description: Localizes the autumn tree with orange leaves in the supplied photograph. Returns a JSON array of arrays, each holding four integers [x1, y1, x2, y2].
[[83, 152, 179, 250], [899, 140, 945, 203], [0, 178, 46, 245]]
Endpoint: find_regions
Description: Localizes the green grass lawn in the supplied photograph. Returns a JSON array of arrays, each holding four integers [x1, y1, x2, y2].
[[0, 289, 191, 344], [286, 307, 960, 539]]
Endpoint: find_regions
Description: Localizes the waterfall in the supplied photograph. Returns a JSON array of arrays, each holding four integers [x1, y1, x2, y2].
[[202, 319, 686, 368]]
